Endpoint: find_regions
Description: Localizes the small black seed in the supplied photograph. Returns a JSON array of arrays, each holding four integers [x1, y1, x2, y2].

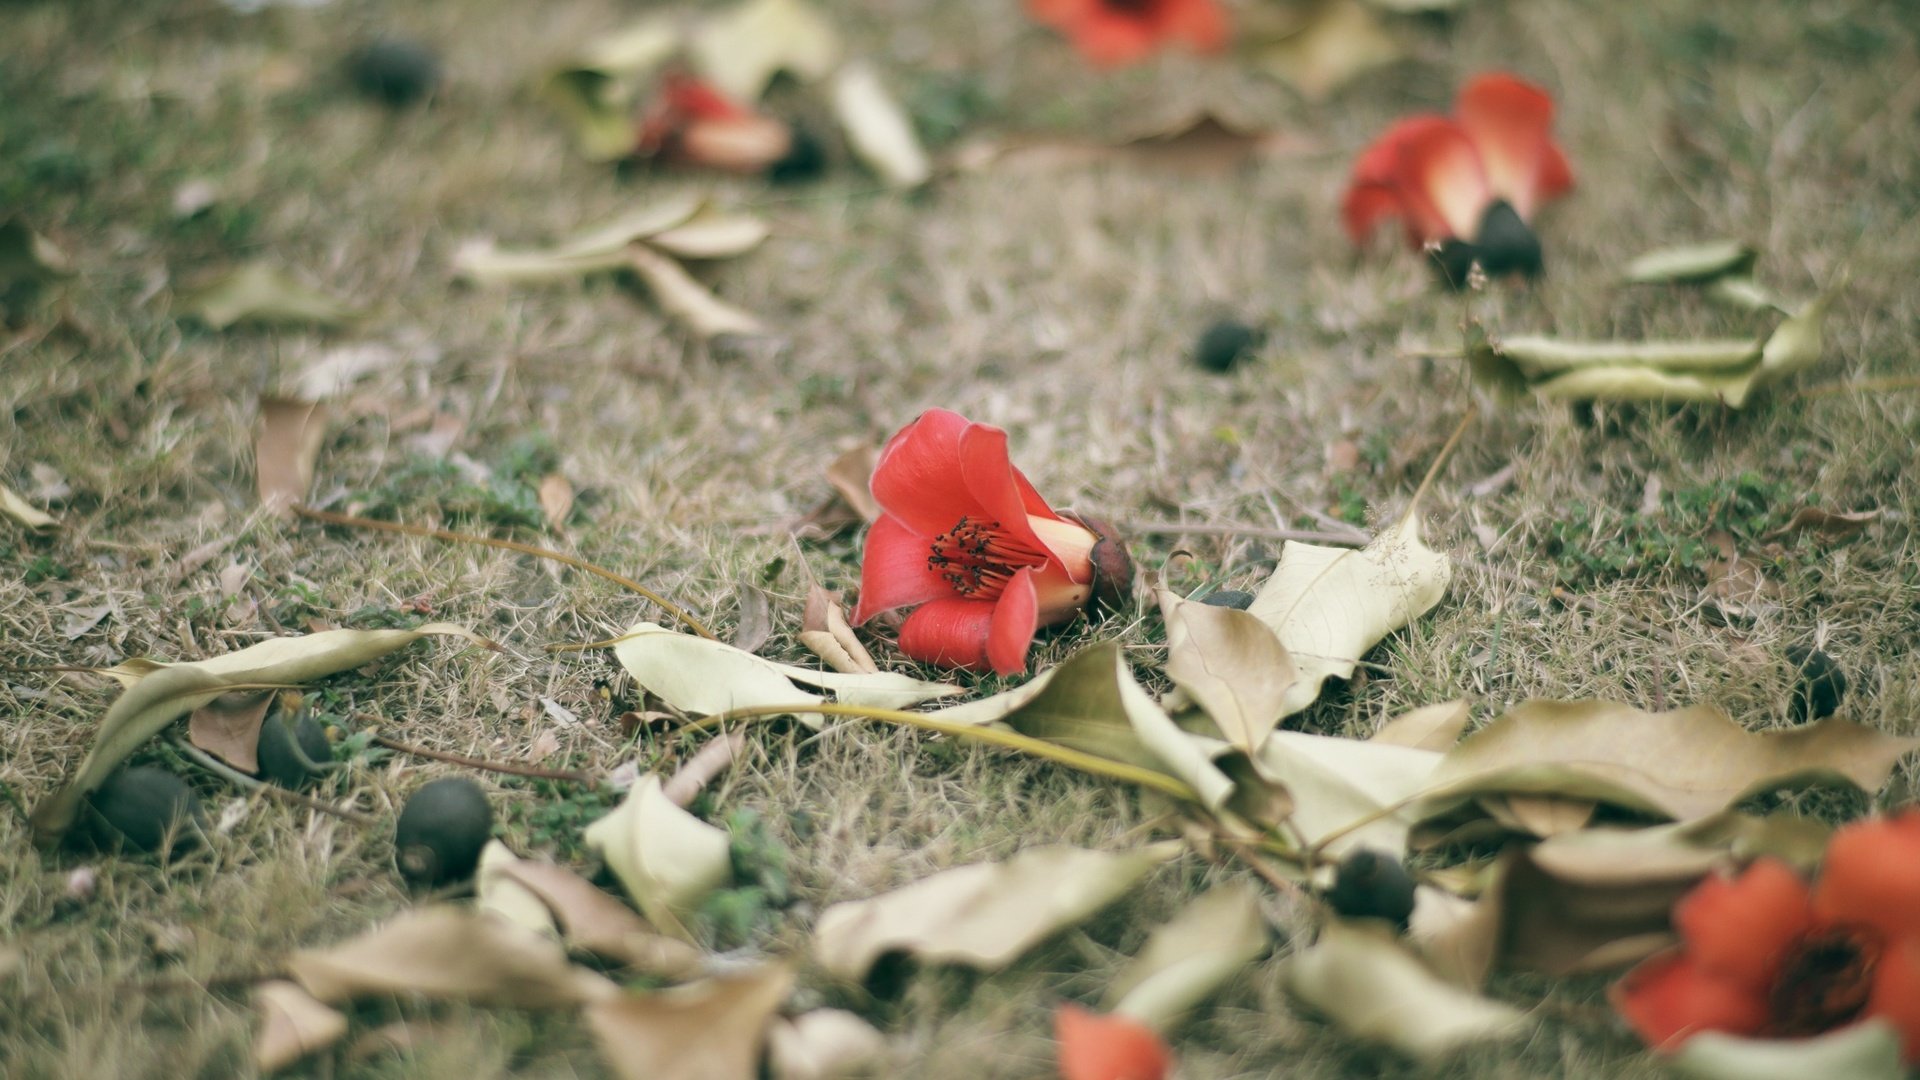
[[1325, 848, 1417, 930], [346, 40, 441, 108], [1200, 589, 1256, 610], [1193, 319, 1262, 373], [1787, 645, 1847, 723], [766, 126, 828, 185], [81, 766, 204, 857], [394, 777, 492, 888], [257, 712, 331, 790], [1471, 199, 1544, 280]]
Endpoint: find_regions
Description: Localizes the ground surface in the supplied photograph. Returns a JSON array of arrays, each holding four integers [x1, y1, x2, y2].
[[4, 0, 1919, 1076]]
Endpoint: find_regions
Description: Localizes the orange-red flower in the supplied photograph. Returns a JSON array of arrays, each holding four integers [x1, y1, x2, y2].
[[1027, 0, 1229, 67], [635, 71, 794, 172], [1342, 73, 1574, 281], [1054, 1004, 1171, 1080], [1611, 812, 1920, 1061], [852, 409, 1131, 676]]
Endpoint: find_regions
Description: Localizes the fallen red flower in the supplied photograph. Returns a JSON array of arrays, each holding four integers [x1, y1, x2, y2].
[[634, 71, 794, 173], [1610, 811, 1920, 1062], [1054, 1004, 1171, 1080], [1342, 72, 1574, 282], [1026, 0, 1228, 68], [852, 409, 1131, 676]]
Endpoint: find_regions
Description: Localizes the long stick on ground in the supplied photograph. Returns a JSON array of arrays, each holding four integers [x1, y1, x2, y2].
[[355, 719, 595, 783]]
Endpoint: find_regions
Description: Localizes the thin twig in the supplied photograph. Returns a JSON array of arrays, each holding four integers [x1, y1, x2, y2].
[[1401, 403, 1478, 523], [356, 720, 596, 783], [173, 738, 378, 827], [1126, 521, 1370, 546], [291, 504, 717, 641]]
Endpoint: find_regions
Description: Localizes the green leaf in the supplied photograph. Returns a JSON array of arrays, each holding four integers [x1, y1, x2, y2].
[[1622, 240, 1756, 284]]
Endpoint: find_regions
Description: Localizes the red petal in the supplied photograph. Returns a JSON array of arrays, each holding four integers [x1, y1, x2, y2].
[[1537, 142, 1575, 203], [1161, 0, 1229, 53], [1070, 15, 1160, 67], [958, 423, 1054, 554], [1610, 948, 1771, 1051], [896, 597, 997, 671], [869, 409, 980, 539], [1054, 1004, 1171, 1080], [1390, 117, 1490, 243], [1343, 116, 1444, 246], [1342, 181, 1405, 247], [985, 567, 1040, 676], [661, 72, 749, 122], [1867, 935, 1920, 1064], [852, 515, 952, 625], [1675, 860, 1816, 994], [1812, 812, 1920, 942], [1454, 72, 1568, 219]]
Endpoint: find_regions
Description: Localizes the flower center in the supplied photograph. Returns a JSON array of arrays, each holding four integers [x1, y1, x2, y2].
[[1768, 926, 1879, 1037], [926, 516, 1046, 599]]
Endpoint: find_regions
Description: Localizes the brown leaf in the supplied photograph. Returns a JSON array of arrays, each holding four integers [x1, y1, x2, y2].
[[1157, 587, 1296, 754], [255, 398, 329, 516], [1250, 0, 1402, 102], [1475, 794, 1596, 839], [253, 979, 348, 1073], [662, 731, 748, 809], [1370, 701, 1470, 752], [798, 585, 878, 674], [627, 244, 766, 341], [538, 473, 575, 530], [732, 582, 774, 654], [488, 853, 705, 978], [187, 690, 276, 774], [286, 906, 618, 1008], [824, 445, 882, 524], [767, 1009, 887, 1080], [951, 114, 1309, 175], [1766, 506, 1881, 542], [587, 964, 794, 1080]]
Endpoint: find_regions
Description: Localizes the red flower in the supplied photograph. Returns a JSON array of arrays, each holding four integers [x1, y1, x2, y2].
[[635, 72, 793, 172], [852, 409, 1131, 676], [1054, 1004, 1171, 1080], [1342, 73, 1574, 280], [1611, 812, 1920, 1061], [1027, 0, 1229, 67]]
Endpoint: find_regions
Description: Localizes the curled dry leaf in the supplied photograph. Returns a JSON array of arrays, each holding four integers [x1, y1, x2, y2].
[[1284, 920, 1528, 1061], [1157, 587, 1295, 755], [286, 906, 617, 1008], [626, 244, 766, 341], [450, 195, 706, 284], [29, 623, 483, 849], [480, 842, 704, 977], [767, 1009, 887, 1080], [1104, 883, 1270, 1030], [1474, 794, 1597, 839], [1246, 516, 1450, 718], [253, 979, 349, 1073], [1670, 1019, 1904, 1080], [647, 208, 773, 261], [1249, 0, 1402, 102], [732, 582, 774, 654], [1421, 698, 1920, 822], [954, 113, 1312, 175], [1, 481, 57, 530], [662, 731, 748, 808], [588, 964, 794, 1080], [176, 262, 357, 329], [688, 0, 839, 102], [255, 397, 329, 517], [477, 841, 561, 939], [798, 585, 877, 675], [1765, 505, 1881, 542], [812, 842, 1179, 981], [583, 774, 733, 932], [1369, 700, 1470, 752], [824, 444, 882, 522], [830, 62, 930, 188], [609, 621, 959, 726], [1240, 728, 1444, 862], [186, 690, 276, 774]]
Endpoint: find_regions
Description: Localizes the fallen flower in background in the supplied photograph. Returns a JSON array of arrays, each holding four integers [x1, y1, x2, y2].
[[1343, 72, 1573, 283], [1027, 0, 1229, 68], [852, 409, 1132, 675], [1054, 1003, 1172, 1080], [635, 71, 796, 173]]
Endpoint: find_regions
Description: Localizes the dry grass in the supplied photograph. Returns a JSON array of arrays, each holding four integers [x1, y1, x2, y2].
[[4, 0, 1918, 1075]]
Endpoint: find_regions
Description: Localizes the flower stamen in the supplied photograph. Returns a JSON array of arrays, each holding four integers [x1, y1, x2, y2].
[[1768, 926, 1878, 1037]]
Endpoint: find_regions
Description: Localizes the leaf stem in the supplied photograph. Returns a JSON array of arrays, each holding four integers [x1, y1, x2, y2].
[[355, 720, 597, 784]]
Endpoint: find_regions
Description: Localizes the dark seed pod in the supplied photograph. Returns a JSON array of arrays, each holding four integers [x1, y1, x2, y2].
[[1787, 645, 1847, 723], [766, 125, 828, 185], [257, 712, 332, 790], [1200, 589, 1256, 610], [1193, 319, 1262, 373], [1470, 199, 1543, 280], [81, 767, 205, 857], [394, 777, 492, 888], [346, 39, 442, 108], [1325, 848, 1417, 930]]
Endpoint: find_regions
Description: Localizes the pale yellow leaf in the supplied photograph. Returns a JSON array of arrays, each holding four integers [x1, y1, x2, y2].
[[830, 62, 931, 188], [627, 244, 767, 341], [177, 262, 356, 328], [1, 481, 57, 530], [688, 0, 839, 102], [767, 1009, 888, 1080], [1157, 587, 1295, 754], [286, 906, 617, 1008], [1673, 1020, 1903, 1080], [255, 397, 328, 516], [1104, 884, 1269, 1030], [583, 775, 733, 931], [253, 979, 348, 1073]]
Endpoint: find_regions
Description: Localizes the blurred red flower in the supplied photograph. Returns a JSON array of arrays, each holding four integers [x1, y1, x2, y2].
[[852, 409, 1130, 675], [635, 71, 793, 172], [1055, 1004, 1171, 1080], [1611, 812, 1920, 1061], [1027, 0, 1228, 67], [1342, 72, 1574, 280]]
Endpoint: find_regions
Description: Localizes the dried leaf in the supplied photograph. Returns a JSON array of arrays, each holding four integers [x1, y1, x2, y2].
[[830, 62, 931, 188], [583, 775, 733, 931], [1671, 1019, 1904, 1080], [1425, 699, 1919, 822], [662, 731, 747, 808], [1476, 794, 1597, 839], [29, 623, 482, 848], [1623, 240, 1756, 284], [286, 906, 617, 1008], [253, 979, 348, 1073], [1251, 0, 1402, 102], [292, 343, 404, 401], [647, 208, 772, 260], [1104, 884, 1269, 1030], [950, 114, 1307, 175], [824, 444, 882, 523], [484, 849, 704, 977], [812, 842, 1178, 980], [176, 262, 356, 329], [798, 585, 878, 674], [1370, 700, 1470, 751], [1246, 516, 1450, 717], [609, 621, 959, 726], [186, 690, 275, 774], [688, 0, 839, 102], [1246, 728, 1445, 861], [767, 1009, 887, 1080], [451, 196, 706, 284], [541, 17, 683, 161], [587, 965, 794, 1080], [255, 397, 329, 516], [1765, 506, 1881, 542], [477, 841, 561, 939], [538, 473, 575, 530], [732, 582, 774, 654], [1158, 588, 1296, 755], [626, 244, 766, 341], [0, 481, 57, 530], [1284, 920, 1529, 1061]]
